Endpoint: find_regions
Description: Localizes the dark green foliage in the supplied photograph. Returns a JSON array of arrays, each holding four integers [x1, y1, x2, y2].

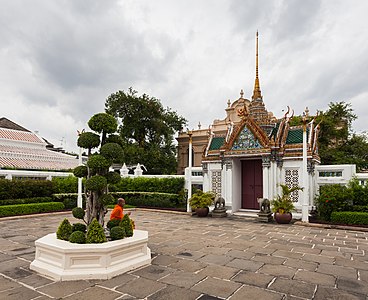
[[106, 171, 121, 185], [87, 154, 111, 170], [272, 184, 303, 214], [189, 190, 214, 209], [121, 214, 133, 237], [77, 132, 100, 150], [69, 231, 86, 244], [109, 192, 184, 208], [86, 218, 107, 243], [72, 223, 87, 233], [0, 202, 64, 217], [105, 88, 187, 174], [99, 194, 115, 206], [105, 134, 123, 146], [73, 166, 88, 178], [56, 218, 73, 241], [85, 175, 107, 192], [100, 143, 123, 161], [110, 226, 126, 240], [52, 176, 78, 193], [0, 197, 52, 206], [113, 177, 184, 194], [72, 207, 85, 220], [0, 179, 55, 200], [62, 198, 77, 209], [106, 219, 121, 230], [331, 212, 368, 225], [88, 113, 117, 134], [53, 193, 86, 208]]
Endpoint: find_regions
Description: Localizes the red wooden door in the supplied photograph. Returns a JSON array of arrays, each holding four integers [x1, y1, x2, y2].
[[241, 160, 263, 209]]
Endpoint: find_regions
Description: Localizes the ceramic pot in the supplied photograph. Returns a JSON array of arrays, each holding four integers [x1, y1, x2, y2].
[[195, 207, 209, 217], [274, 212, 292, 224]]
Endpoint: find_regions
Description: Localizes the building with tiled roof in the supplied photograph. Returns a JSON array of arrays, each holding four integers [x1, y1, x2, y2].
[[176, 32, 320, 214], [0, 117, 79, 171]]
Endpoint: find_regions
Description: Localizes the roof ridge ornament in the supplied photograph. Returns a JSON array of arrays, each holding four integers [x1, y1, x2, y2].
[[252, 31, 262, 101]]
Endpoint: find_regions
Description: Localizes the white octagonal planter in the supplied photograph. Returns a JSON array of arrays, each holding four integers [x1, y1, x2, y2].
[[30, 230, 151, 281]]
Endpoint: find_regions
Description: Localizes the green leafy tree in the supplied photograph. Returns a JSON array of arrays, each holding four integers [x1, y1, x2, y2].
[[105, 88, 187, 174], [74, 112, 123, 225]]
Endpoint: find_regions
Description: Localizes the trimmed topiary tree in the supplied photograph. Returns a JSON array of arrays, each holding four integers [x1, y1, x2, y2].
[[69, 231, 86, 244], [72, 223, 87, 233], [86, 218, 107, 243], [56, 218, 73, 241], [74, 112, 123, 226], [110, 226, 126, 240], [121, 214, 134, 237]]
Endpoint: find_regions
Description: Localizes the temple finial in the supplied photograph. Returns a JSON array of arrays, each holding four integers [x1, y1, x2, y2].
[[240, 89, 244, 98], [252, 31, 262, 101]]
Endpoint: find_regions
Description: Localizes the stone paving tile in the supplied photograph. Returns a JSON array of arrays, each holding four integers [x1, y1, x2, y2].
[[259, 264, 297, 279], [252, 254, 286, 265], [197, 264, 239, 280], [271, 249, 304, 259], [283, 258, 318, 271], [131, 264, 175, 280], [96, 273, 137, 289], [359, 269, 368, 282], [116, 277, 166, 299], [226, 258, 264, 271], [36, 280, 94, 298], [152, 254, 180, 266], [336, 276, 368, 295], [302, 253, 335, 264], [293, 269, 336, 286], [159, 270, 206, 288], [292, 246, 321, 255], [199, 246, 231, 255], [18, 273, 54, 288], [226, 249, 255, 259], [232, 271, 274, 288], [191, 277, 242, 299], [314, 286, 366, 300], [229, 285, 284, 300], [247, 246, 275, 255], [0, 275, 20, 291], [0, 258, 29, 273], [198, 253, 234, 266], [0, 286, 41, 300], [63, 286, 123, 300], [266, 242, 294, 251], [176, 250, 206, 260], [317, 263, 357, 279], [335, 257, 368, 270], [269, 277, 316, 298], [148, 284, 201, 300], [169, 258, 207, 272]]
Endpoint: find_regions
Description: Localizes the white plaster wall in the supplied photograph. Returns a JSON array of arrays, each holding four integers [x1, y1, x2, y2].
[[231, 158, 242, 213]]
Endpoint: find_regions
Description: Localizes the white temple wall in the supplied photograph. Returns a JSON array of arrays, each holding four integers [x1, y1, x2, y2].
[[231, 158, 242, 213]]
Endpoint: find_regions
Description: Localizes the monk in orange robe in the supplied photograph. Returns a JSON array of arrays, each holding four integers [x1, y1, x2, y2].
[[110, 198, 131, 221]]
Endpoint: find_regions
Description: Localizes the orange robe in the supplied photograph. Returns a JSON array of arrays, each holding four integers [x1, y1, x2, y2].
[[110, 205, 124, 220]]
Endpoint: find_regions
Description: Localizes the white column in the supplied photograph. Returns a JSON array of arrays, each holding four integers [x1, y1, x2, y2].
[[302, 119, 309, 223], [263, 166, 269, 200], [187, 131, 193, 212], [77, 146, 83, 208]]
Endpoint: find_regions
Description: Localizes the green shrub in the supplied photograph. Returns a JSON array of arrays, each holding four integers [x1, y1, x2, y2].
[[56, 218, 73, 241], [112, 177, 184, 194], [0, 179, 55, 200], [110, 226, 126, 240], [346, 179, 368, 206], [53, 193, 86, 208], [73, 166, 88, 178], [72, 223, 87, 233], [72, 207, 85, 220], [100, 143, 123, 161], [106, 219, 120, 230], [99, 194, 115, 206], [87, 154, 111, 170], [109, 192, 184, 208], [69, 231, 86, 244], [0, 202, 64, 217], [0, 197, 52, 206], [86, 218, 107, 243], [77, 131, 100, 149], [331, 211, 368, 225], [52, 176, 78, 194], [121, 214, 133, 237], [106, 171, 121, 185], [85, 175, 107, 192]]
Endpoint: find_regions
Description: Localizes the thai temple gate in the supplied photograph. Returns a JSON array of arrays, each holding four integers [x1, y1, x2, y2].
[[177, 32, 321, 216]]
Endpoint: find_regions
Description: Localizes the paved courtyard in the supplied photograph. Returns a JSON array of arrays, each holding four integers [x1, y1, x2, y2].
[[0, 210, 368, 299]]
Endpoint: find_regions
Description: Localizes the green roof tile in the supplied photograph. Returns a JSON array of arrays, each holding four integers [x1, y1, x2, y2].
[[209, 137, 225, 150], [286, 128, 309, 144]]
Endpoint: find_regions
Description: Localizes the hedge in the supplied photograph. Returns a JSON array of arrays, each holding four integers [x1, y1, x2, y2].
[[0, 197, 53, 206], [0, 202, 65, 217], [109, 192, 185, 208], [52, 176, 78, 194], [111, 177, 185, 194], [0, 179, 55, 200], [52, 193, 87, 209], [331, 211, 368, 225]]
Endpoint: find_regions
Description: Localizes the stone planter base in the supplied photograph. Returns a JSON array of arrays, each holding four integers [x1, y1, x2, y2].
[[30, 230, 151, 281]]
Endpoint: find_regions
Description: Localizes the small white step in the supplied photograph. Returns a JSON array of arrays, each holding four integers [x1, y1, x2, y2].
[[233, 210, 259, 218]]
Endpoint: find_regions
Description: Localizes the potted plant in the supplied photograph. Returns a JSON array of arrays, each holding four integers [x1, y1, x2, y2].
[[272, 184, 303, 224], [189, 189, 215, 217]]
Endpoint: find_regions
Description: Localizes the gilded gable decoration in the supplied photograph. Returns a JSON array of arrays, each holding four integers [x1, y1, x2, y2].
[[231, 127, 262, 150]]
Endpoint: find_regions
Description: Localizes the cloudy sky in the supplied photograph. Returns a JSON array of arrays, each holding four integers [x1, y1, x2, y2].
[[1, 0, 368, 152]]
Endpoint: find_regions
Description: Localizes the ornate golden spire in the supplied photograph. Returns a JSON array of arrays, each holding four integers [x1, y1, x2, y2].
[[252, 31, 262, 101]]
